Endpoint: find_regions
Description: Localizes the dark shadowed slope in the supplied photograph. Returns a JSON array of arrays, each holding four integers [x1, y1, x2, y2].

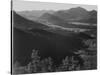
[[13, 27, 85, 66]]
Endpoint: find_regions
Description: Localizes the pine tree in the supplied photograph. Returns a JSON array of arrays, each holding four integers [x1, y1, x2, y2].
[[40, 57, 53, 72], [26, 49, 54, 73], [56, 56, 80, 71], [26, 49, 40, 73]]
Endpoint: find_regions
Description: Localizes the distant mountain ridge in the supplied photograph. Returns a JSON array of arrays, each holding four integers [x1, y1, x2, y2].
[[13, 11, 49, 30], [17, 7, 97, 25], [78, 10, 97, 23], [54, 7, 89, 21], [17, 10, 54, 21], [38, 12, 68, 25]]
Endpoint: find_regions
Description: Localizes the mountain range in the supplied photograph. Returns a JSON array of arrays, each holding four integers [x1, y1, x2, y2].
[[17, 7, 97, 24]]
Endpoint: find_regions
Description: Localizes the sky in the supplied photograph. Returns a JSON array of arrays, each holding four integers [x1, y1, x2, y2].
[[13, 0, 97, 11]]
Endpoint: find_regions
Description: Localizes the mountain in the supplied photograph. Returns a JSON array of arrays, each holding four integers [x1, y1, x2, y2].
[[17, 7, 97, 25], [38, 13, 68, 25], [53, 7, 89, 21], [17, 10, 46, 21], [79, 10, 97, 23], [17, 10, 55, 21], [88, 10, 97, 23], [13, 11, 49, 30]]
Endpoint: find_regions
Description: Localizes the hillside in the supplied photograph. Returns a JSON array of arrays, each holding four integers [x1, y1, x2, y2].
[[54, 7, 89, 21], [13, 11, 49, 30], [38, 13, 68, 25], [13, 12, 89, 66]]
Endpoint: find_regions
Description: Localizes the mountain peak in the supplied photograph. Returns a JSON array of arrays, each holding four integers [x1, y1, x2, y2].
[[68, 7, 87, 12], [76, 7, 85, 9]]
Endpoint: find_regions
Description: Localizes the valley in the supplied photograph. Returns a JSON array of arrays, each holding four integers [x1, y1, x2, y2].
[[12, 6, 97, 73]]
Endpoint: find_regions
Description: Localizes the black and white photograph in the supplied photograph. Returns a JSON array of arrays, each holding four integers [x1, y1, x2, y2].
[[12, 0, 97, 74]]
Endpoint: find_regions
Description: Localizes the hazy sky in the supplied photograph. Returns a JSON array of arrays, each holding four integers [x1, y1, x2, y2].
[[13, 0, 97, 11]]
